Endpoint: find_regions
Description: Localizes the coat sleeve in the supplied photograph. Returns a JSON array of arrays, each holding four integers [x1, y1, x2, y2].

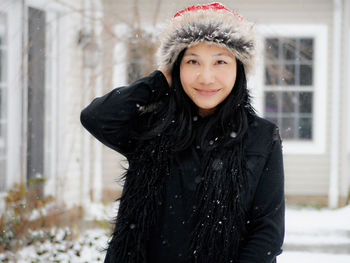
[[80, 70, 169, 157], [238, 135, 285, 263]]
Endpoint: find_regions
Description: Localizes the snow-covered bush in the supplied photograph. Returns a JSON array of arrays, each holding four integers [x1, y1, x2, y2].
[[0, 179, 80, 252]]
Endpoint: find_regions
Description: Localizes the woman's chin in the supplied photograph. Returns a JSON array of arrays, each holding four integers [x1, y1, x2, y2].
[[198, 107, 216, 117]]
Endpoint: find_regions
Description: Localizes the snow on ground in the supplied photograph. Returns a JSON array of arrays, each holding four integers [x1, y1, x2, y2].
[[1, 204, 349, 262], [279, 204, 350, 263], [285, 204, 350, 231], [284, 205, 350, 245], [279, 252, 350, 263]]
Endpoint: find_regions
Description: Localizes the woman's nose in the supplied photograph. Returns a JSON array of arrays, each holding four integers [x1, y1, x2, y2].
[[198, 66, 215, 85]]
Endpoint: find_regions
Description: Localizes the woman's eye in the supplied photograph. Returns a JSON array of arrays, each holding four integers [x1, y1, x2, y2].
[[216, 60, 227, 65], [187, 59, 198, 65]]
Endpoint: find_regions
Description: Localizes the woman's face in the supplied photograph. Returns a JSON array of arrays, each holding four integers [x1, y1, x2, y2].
[[180, 42, 237, 117]]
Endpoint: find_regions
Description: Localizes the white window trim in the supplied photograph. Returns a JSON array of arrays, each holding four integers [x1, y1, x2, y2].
[[43, 10, 59, 198], [0, 0, 68, 199], [252, 24, 328, 154], [26, 0, 69, 198], [0, 0, 23, 193], [26, 0, 70, 13]]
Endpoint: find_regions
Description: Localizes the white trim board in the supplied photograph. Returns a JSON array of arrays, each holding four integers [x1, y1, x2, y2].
[[0, 0, 23, 191], [253, 24, 328, 155], [25, 0, 71, 13]]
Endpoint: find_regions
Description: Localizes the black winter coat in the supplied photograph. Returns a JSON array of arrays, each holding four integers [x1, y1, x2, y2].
[[80, 70, 285, 263]]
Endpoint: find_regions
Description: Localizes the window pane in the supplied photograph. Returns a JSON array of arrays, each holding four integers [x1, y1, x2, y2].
[[282, 64, 295, 85], [128, 46, 142, 83], [300, 64, 313, 85], [282, 117, 295, 139], [263, 36, 315, 142], [299, 117, 312, 139], [300, 38, 313, 61], [127, 31, 156, 83], [265, 38, 279, 61], [27, 7, 45, 187], [265, 64, 279, 85], [282, 92, 296, 113], [299, 92, 312, 113], [282, 38, 296, 60], [265, 92, 279, 113]]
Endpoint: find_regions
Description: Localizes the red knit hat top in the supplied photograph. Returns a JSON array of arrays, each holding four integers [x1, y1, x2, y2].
[[173, 2, 243, 21]]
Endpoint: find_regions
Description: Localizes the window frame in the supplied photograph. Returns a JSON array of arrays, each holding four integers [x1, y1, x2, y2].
[[252, 24, 328, 154], [25, 0, 69, 197], [0, 0, 68, 197]]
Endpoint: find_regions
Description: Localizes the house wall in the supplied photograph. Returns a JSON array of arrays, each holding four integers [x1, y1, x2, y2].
[[0, 0, 23, 211], [56, 0, 85, 207], [99, 11, 128, 202], [100, 0, 349, 206], [0, 0, 90, 212], [22, 0, 87, 208], [340, 0, 350, 204], [102, 148, 125, 200], [0, 0, 23, 189]]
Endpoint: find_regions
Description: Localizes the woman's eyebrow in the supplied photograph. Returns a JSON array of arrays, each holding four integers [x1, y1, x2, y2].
[[183, 52, 233, 58], [213, 52, 232, 57], [184, 52, 199, 57]]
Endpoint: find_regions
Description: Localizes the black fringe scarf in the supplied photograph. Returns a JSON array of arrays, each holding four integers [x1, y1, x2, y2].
[[105, 124, 250, 263]]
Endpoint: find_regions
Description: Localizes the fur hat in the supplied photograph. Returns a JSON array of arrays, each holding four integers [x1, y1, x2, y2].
[[157, 2, 256, 75]]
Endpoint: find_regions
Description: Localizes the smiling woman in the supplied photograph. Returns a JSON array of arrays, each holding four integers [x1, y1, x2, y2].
[[180, 43, 238, 116], [80, 2, 285, 263]]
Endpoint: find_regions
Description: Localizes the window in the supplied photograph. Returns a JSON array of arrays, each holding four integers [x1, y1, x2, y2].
[[264, 37, 313, 140], [255, 25, 327, 154], [27, 7, 46, 188], [25, 2, 64, 196], [127, 29, 156, 83], [0, 13, 7, 191]]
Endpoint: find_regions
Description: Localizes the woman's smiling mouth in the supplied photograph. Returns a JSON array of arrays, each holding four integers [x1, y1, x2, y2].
[[194, 88, 221, 96]]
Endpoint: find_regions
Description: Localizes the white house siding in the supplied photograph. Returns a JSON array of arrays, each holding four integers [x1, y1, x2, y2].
[[98, 14, 128, 201], [0, 0, 23, 190], [0, 0, 23, 212], [102, 148, 125, 200], [339, 0, 350, 204], [51, 0, 85, 208], [101, 0, 349, 206]]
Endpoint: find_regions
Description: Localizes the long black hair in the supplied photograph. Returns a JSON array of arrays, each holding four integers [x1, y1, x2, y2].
[[139, 48, 255, 151]]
